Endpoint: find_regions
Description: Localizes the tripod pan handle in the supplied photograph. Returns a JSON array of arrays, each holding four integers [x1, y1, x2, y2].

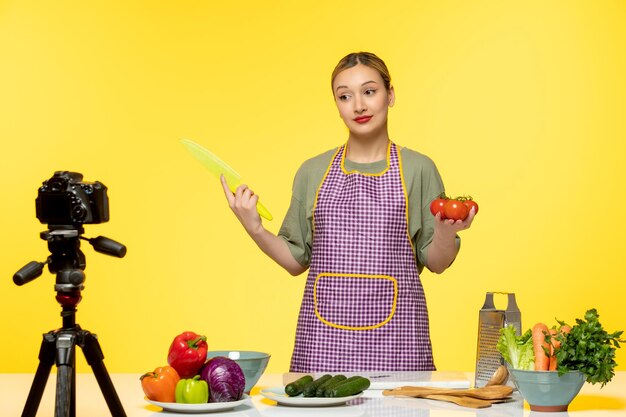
[[14, 261, 46, 286]]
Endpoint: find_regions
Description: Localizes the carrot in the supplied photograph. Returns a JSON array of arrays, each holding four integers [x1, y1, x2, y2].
[[532, 323, 550, 371], [548, 329, 559, 370], [549, 324, 572, 370]]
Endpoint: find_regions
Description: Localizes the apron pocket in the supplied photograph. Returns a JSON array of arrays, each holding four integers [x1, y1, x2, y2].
[[314, 272, 398, 330]]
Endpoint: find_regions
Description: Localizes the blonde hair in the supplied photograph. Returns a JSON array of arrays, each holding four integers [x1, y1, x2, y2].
[[331, 52, 392, 91]]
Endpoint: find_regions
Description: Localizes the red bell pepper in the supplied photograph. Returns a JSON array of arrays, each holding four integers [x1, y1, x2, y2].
[[167, 331, 208, 378]]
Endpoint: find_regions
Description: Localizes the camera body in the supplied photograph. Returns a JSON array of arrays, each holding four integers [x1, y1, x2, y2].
[[36, 171, 109, 225]]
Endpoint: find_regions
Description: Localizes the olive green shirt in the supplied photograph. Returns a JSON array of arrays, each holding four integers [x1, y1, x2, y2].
[[278, 145, 459, 274]]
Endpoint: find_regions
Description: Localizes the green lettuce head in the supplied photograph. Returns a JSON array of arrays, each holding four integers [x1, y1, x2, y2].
[[497, 325, 535, 370]]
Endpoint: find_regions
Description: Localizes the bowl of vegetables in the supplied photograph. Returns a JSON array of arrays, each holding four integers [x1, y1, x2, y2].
[[207, 350, 270, 393], [498, 308, 623, 412]]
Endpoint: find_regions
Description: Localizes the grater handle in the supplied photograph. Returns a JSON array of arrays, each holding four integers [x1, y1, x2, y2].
[[481, 292, 496, 310], [482, 292, 521, 313], [506, 293, 520, 313], [505, 293, 522, 334]]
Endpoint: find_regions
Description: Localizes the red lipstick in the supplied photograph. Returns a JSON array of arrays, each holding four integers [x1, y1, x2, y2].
[[354, 116, 372, 124]]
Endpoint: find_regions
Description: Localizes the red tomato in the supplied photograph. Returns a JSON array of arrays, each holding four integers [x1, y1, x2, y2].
[[463, 199, 479, 215], [430, 198, 448, 219], [443, 199, 469, 221]]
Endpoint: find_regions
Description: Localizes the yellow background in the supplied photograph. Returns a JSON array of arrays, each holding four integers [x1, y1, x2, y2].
[[1, 1, 625, 375]]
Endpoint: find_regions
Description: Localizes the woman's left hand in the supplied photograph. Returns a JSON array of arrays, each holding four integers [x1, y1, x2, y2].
[[427, 207, 476, 273], [433, 206, 476, 237]]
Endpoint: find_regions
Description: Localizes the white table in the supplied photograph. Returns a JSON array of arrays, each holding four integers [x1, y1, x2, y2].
[[2, 372, 625, 416]]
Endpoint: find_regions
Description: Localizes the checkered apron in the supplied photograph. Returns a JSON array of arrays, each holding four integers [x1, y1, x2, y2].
[[289, 142, 435, 372]]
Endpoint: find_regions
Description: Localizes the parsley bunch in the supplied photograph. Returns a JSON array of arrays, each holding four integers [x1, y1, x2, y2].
[[554, 309, 624, 386]]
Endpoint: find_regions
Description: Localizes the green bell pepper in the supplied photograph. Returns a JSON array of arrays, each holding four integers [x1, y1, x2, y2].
[[175, 375, 209, 404]]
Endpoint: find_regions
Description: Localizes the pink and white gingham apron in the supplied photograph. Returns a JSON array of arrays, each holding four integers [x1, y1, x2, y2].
[[289, 142, 435, 372]]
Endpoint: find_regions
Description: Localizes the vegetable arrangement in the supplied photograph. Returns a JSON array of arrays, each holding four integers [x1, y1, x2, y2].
[[285, 374, 371, 398], [497, 309, 624, 386], [430, 194, 478, 221], [141, 331, 246, 404]]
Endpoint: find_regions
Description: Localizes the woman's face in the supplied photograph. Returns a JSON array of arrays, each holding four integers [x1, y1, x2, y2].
[[332, 64, 395, 137]]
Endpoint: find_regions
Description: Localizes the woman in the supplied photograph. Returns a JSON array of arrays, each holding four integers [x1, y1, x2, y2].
[[221, 52, 475, 372]]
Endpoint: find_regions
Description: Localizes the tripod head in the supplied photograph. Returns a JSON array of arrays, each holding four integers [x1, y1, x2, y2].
[[14, 226, 126, 289]]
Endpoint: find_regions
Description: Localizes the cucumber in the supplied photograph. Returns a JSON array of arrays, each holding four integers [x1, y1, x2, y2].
[[315, 374, 347, 397], [332, 375, 362, 385], [285, 375, 314, 397], [302, 374, 332, 397], [328, 376, 371, 397], [324, 375, 361, 397]]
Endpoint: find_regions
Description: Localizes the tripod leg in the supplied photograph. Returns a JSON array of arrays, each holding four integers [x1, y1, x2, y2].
[[21, 333, 56, 417], [80, 330, 127, 417], [54, 331, 76, 417]]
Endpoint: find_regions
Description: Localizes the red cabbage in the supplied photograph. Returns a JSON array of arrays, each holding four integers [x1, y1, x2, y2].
[[200, 356, 245, 402]]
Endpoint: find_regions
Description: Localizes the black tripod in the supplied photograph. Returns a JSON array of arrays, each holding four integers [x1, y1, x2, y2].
[[14, 227, 127, 417]]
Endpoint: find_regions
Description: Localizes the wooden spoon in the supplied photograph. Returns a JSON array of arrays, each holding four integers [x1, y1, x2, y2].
[[422, 394, 492, 409], [383, 385, 513, 400], [486, 365, 509, 386]]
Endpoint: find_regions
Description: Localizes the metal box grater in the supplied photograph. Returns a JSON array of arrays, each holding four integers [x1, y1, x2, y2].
[[474, 292, 521, 388]]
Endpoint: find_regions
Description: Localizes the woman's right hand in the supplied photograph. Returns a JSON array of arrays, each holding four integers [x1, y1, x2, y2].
[[220, 174, 307, 276], [220, 174, 263, 236]]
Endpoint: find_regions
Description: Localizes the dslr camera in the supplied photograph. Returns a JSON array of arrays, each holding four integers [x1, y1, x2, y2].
[[36, 171, 109, 225]]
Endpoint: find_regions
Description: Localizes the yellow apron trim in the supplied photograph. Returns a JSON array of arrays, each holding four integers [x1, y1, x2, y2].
[[313, 272, 398, 331], [340, 140, 391, 176], [311, 146, 342, 236], [396, 146, 417, 257]]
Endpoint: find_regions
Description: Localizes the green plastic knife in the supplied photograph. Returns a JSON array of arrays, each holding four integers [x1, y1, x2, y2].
[[181, 138, 273, 221]]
